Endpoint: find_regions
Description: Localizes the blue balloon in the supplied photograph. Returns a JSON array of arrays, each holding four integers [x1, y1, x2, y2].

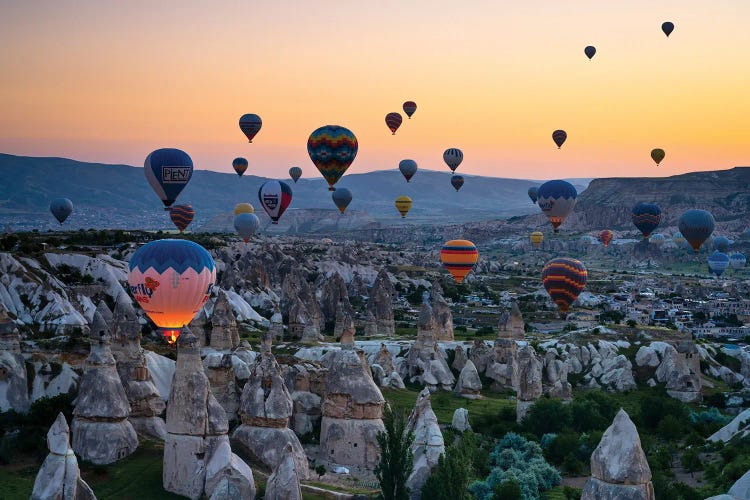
[[708, 251, 730, 277], [537, 180, 577, 232], [679, 209, 715, 252], [50, 198, 73, 225], [730, 252, 746, 269], [129, 239, 215, 275], [631, 203, 662, 239], [584, 46, 596, 59], [713, 236, 730, 253], [144, 148, 194, 208]]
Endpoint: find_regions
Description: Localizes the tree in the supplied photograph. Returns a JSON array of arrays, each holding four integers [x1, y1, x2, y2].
[[315, 464, 326, 479], [627, 319, 638, 328], [492, 480, 521, 499], [375, 405, 415, 500], [681, 448, 702, 474], [421, 441, 473, 500], [522, 398, 572, 437]]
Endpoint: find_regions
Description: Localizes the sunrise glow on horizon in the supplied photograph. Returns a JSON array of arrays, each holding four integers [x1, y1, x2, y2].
[[1, 0, 749, 180]]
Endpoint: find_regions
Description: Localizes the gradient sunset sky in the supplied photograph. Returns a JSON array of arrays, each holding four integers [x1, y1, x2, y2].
[[1, 0, 748, 180]]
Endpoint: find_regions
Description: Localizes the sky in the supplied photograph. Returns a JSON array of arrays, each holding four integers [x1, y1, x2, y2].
[[1, 0, 749, 180]]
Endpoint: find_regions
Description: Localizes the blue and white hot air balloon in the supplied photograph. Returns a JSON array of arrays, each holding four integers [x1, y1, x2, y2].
[[144, 148, 193, 208]]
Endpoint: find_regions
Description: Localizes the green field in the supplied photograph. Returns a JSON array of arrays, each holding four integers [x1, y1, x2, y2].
[[382, 387, 515, 425]]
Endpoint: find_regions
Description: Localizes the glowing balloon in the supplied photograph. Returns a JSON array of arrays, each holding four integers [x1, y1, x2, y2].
[[599, 230, 613, 247], [399, 159, 418, 182], [307, 125, 358, 191], [537, 180, 577, 233], [530, 231, 544, 249], [443, 148, 463, 172], [713, 236, 730, 253], [708, 251, 730, 277], [451, 175, 464, 192], [50, 198, 73, 225], [528, 187, 539, 204], [232, 157, 248, 176], [651, 148, 665, 166], [289, 167, 302, 183], [239, 114, 262, 143], [440, 239, 479, 284], [394, 196, 412, 218], [127, 239, 216, 344], [584, 46, 596, 59], [542, 258, 587, 315], [332, 188, 353, 214], [679, 209, 715, 252], [144, 148, 193, 208], [632, 203, 662, 239], [552, 130, 567, 149], [258, 180, 293, 224], [234, 203, 254, 215], [169, 204, 195, 233], [403, 101, 417, 118], [662, 22, 674, 37], [234, 213, 260, 242]]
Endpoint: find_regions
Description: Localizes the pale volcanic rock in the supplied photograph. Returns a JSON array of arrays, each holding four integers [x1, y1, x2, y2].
[[429, 281, 454, 341], [655, 343, 702, 403], [268, 306, 283, 341], [281, 267, 323, 335], [407, 302, 455, 391], [498, 302, 525, 340], [516, 344, 543, 422], [203, 353, 239, 422], [469, 340, 493, 375], [208, 290, 240, 350], [264, 443, 303, 500], [452, 408, 471, 432], [454, 360, 482, 399], [635, 346, 660, 368], [367, 268, 395, 336], [406, 388, 445, 499], [0, 304, 29, 413], [372, 343, 397, 374], [317, 272, 352, 326], [452, 345, 468, 372]]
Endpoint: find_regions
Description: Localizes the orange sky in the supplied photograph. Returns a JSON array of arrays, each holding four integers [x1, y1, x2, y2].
[[1, 1, 748, 179]]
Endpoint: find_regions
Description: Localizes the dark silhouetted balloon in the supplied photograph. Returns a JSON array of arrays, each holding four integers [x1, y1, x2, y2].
[[385, 112, 403, 135], [662, 22, 674, 37], [584, 46, 596, 59], [632, 203, 662, 239], [708, 251, 730, 277], [528, 186, 539, 204], [307, 125, 358, 191], [542, 258, 587, 315], [144, 148, 193, 208], [232, 157, 248, 176], [289, 167, 302, 183], [651, 148, 665, 166], [239, 114, 262, 143], [443, 148, 463, 172], [50, 198, 73, 225], [599, 230, 613, 247], [679, 209, 715, 252], [537, 180, 577, 233], [169, 204, 195, 233], [713, 236, 730, 253], [403, 101, 417, 118], [399, 159, 418, 182], [332, 188, 352, 214], [552, 130, 567, 149], [451, 175, 464, 192]]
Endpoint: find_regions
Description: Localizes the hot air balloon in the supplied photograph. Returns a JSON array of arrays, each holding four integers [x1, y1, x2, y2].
[[708, 251, 730, 277], [542, 258, 588, 315], [232, 157, 248, 176], [440, 240, 478, 284], [50, 198, 73, 225], [679, 209, 715, 252], [394, 196, 412, 218], [307, 125, 358, 191], [385, 112, 403, 135], [258, 180, 292, 224], [332, 188, 352, 214], [552, 130, 567, 149], [443, 148, 463, 172], [399, 159, 418, 182], [584, 46, 596, 59], [651, 148, 665, 166], [599, 230, 613, 247], [730, 253, 746, 269], [169, 204, 195, 233], [662, 22, 674, 37], [537, 180, 577, 233], [581, 235, 596, 245], [528, 187, 539, 204], [530, 231, 544, 249], [451, 175, 464, 192], [650, 233, 666, 246], [713, 236, 730, 253], [631, 203, 662, 239], [127, 239, 216, 344], [234, 203, 254, 215], [144, 148, 193, 208], [234, 213, 260, 242], [289, 166, 302, 183], [403, 101, 417, 118], [239, 114, 262, 143]]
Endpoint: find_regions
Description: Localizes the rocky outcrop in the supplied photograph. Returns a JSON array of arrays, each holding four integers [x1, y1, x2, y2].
[[110, 293, 166, 440], [31, 413, 96, 500], [269, 306, 283, 341], [469, 340, 493, 375], [452, 408, 471, 432], [581, 409, 655, 500], [281, 267, 323, 338], [317, 272, 352, 329], [543, 351, 572, 400], [452, 345, 468, 372], [498, 302, 524, 339], [655, 343, 701, 403], [0, 304, 29, 413], [264, 443, 303, 500], [372, 344, 396, 375], [454, 360, 482, 399], [208, 290, 240, 350], [203, 352, 239, 422], [287, 295, 321, 342], [72, 313, 138, 465], [430, 281, 453, 341], [367, 268, 395, 336], [406, 388, 445, 499], [406, 303, 454, 391], [516, 344, 543, 422]]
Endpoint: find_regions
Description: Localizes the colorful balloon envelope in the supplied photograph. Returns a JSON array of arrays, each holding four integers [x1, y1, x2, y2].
[[258, 180, 292, 224], [530, 231, 544, 249], [289, 167, 302, 183], [399, 159, 418, 182], [385, 112, 403, 135], [451, 175, 464, 192], [650, 234, 666, 246], [679, 209, 715, 252], [662, 21, 674, 37], [403, 101, 417, 118], [332, 188, 353, 214], [552, 130, 567, 149], [127, 239, 216, 344], [730, 253, 746, 269], [307, 125, 358, 191], [708, 251, 730, 277], [394, 196, 412, 218], [50, 198, 73, 225], [599, 230, 613, 247], [542, 258, 587, 315], [144, 148, 193, 208], [631, 203, 662, 239], [169, 204, 195, 233], [440, 239, 479, 284], [537, 180, 577, 233], [234, 213, 260, 242], [443, 148, 463, 172], [239, 114, 262, 143], [650, 148, 665, 166], [713, 236, 730, 253], [528, 187, 539, 204], [584, 45, 596, 60], [234, 203, 254, 215], [232, 157, 248, 176]]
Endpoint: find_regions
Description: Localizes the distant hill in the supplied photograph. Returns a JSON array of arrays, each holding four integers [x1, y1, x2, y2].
[[0, 153, 588, 231]]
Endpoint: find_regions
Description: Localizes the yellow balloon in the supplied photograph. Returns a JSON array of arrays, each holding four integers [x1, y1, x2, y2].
[[234, 203, 255, 215], [394, 196, 412, 218], [530, 231, 544, 248]]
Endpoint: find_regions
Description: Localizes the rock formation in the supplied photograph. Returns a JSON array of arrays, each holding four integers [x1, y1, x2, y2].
[[203, 352, 239, 422], [372, 344, 397, 374], [662, 341, 702, 403], [406, 302, 454, 391], [498, 302, 525, 339], [468, 340, 493, 375], [209, 290, 240, 350], [406, 388, 445, 499], [281, 267, 323, 336], [264, 443, 303, 500], [453, 360, 482, 399], [72, 312, 138, 464], [0, 304, 29, 413], [581, 409, 655, 500], [163, 328, 255, 499], [110, 293, 166, 440], [31, 413, 96, 500], [452, 345, 468, 372], [317, 272, 352, 329], [348, 271, 368, 299], [485, 313, 519, 393], [287, 295, 321, 342], [268, 306, 283, 341], [516, 344, 543, 422], [367, 268, 395, 336], [430, 281, 453, 341], [320, 321, 385, 469], [452, 408, 471, 432], [544, 351, 572, 400]]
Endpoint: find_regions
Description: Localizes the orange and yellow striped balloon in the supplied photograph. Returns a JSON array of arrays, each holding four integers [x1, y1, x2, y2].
[[530, 231, 544, 249], [440, 239, 479, 283], [394, 196, 412, 218]]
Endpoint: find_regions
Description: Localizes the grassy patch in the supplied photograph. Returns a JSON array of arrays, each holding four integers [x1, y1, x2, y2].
[[382, 388, 514, 426]]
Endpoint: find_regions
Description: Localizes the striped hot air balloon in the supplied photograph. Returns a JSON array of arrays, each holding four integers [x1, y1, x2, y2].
[[403, 101, 417, 118], [708, 251, 730, 277], [239, 114, 262, 142], [385, 112, 403, 134], [537, 180, 577, 233], [599, 230, 613, 247], [258, 180, 292, 224], [530, 231, 544, 249], [289, 166, 302, 183], [451, 175, 464, 192], [234, 203, 254, 215], [443, 148, 463, 172], [650, 148, 665, 166], [169, 204, 195, 233], [679, 209, 715, 252], [440, 240, 479, 284], [542, 258, 587, 315], [631, 203, 662, 239], [394, 196, 412, 218], [128, 239, 216, 344], [232, 157, 248, 176], [552, 130, 567, 149], [307, 125, 358, 191], [730, 253, 746, 269]]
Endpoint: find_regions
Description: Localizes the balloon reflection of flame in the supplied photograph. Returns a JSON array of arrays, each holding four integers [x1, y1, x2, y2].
[[163, 328, 180, 345]]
